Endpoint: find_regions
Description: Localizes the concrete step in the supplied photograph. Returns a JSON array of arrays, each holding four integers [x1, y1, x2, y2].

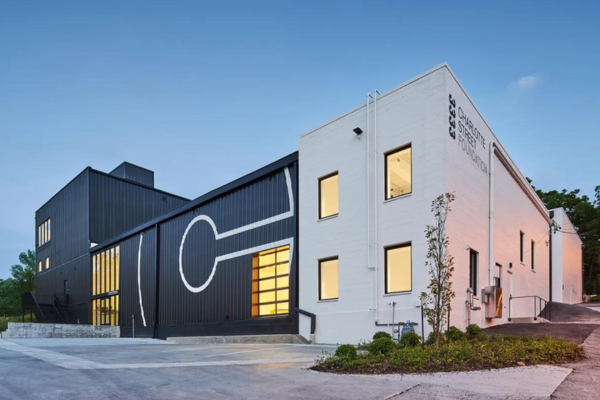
[[166, 334, 309, 345], [509, 317, 550, 324]]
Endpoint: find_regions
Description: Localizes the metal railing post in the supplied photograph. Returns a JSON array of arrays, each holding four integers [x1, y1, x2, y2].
[[508, 295, 512, 321], [533, 297, 537, 321]]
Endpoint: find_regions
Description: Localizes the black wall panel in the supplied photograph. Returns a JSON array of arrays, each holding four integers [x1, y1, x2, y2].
[[116, 227, 157, 338], [156, 163, 298, 338], [89, 171, 188, 244], [109, 162, 155, 187], [36, 170, 90, 271], [35, 254, 91, 324]]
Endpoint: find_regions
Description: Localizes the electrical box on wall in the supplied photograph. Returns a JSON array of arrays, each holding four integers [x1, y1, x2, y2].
[[482, 286, 503, 319]]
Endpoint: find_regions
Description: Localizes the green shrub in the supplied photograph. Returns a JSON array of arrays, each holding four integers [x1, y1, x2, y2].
[[399, 332, 421, 348], [373, 331, 392, 340], [466, 324, 483, 340], [368, 337, 396, 356], [312, 335, 585, 374], [445, 326, 466, 341], [425, 332, 446, 346], [590, 295, 600, 303], [335, 344, 357, 360]]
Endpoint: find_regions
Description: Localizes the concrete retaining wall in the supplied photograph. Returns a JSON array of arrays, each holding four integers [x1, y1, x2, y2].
[[6, 323, 119, 338], [166, 334, 309, 345]]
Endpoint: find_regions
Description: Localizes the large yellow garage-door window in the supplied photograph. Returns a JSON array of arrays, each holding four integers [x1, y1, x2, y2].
[[252, 245, 290, 317]]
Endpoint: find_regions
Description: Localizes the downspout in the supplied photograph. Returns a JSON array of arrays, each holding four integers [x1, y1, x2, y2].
[[486, 141, 495, 326], [374, 89, 381, 324], [549, 210, 554, 320], [366, 92, 373, 274]]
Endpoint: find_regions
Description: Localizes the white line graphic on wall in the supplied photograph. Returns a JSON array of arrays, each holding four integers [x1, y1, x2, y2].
[[179, 167, 295, 293], [137, 233, 147, 327]]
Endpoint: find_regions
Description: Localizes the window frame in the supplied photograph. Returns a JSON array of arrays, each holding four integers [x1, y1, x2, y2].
[[251, 245, 290, 318], [519, 231, 524, 263], [38, 218, 52, 247], [384, 144, 412, 201], [318, 256, 339, 301], [318, 171, 339, 220], [531, 240, 535, 270], [384, 242, 412, 295], [45, 257, 49, 270], [469, 249, 478, 294]]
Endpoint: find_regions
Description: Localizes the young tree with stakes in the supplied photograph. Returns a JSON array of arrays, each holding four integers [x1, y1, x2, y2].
[[421, 193, 456, 348]]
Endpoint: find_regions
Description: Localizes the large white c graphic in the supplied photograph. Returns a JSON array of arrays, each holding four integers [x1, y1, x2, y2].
[[178, 167, 295, 294]]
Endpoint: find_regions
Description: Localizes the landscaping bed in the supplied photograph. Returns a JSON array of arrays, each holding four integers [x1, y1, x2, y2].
[[311, 327, 586, 375]]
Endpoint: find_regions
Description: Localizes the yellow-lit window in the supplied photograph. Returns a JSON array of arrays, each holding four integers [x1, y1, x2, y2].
[[385, 243, 411, 293], [319, 258, 338, 300], [38, 261, 42, 273], [115, 246, 120, 291], [92, 255, 97, 296], [319, 173, 339, 219], [252, 246, 290, 317], [45, 257, 49, 270], [38, 219, 51, 246], [385, 145, 412, 200]]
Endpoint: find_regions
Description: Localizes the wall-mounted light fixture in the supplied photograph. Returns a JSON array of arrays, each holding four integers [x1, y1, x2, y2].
[[353, 127, 363, 135]]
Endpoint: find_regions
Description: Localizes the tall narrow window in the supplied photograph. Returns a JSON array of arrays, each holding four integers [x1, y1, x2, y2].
[[519, 231, 524, 263], [252, 245, 290, 317], [385, 243, 412, 294], [319, 257, 339, 300], [92, 245, 120, 326], [38, 261, 42, 273], [385, 145, 412, 200], [469, 249, 478, 294], [531, 240, 535, 270], [45, 257, 49, 270], [37, 218, 51, 246], [319, 173, 339, 219]]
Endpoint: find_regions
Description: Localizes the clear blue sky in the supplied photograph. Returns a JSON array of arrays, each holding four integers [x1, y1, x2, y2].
[[1, 1, 599, 278]]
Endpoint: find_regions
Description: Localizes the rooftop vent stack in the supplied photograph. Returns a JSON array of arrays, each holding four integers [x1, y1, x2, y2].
[[109, 162, 155, 187]]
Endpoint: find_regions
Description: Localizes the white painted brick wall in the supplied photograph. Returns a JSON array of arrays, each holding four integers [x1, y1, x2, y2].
[[552, 208, 583, 303]]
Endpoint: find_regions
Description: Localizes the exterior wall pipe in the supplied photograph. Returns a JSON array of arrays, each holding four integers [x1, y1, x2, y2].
[[374, 89, 381, 324]]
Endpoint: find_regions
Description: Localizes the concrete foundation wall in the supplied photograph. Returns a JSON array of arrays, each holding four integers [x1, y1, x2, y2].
[[6, 323, 120, 338]]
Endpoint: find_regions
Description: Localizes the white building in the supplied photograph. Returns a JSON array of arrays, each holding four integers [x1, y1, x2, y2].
[[298, 63, 583, 344], [551, 208, 584, 304]]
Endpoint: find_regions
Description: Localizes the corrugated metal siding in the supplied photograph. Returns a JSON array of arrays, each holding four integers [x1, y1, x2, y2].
[[35, 254, 91, 324], [115, 227, 157, 337], [157, 163, 298, 333], [89, 171, 188, 244], [109, 163, 155, 187], [36, 170, 90, 275]]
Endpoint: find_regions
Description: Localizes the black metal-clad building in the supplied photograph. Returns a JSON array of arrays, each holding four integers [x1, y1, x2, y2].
[[35, 153, 299, 340], [35, 163, 190, 324]]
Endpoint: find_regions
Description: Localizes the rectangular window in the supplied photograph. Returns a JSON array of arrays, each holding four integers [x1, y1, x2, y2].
[[92, 295, 119, 326], [319, 173, 339, 219], [38, 261, 42, 273], [252, 245, 290, 317], [37, 218, 51, 246], [520, 231, 524, 262], [92, 245, 120, 296], [385, 145, 412, 200], [45, 257, 49, 270], [319, 258, 339, 300], [531, 240, 535, 270], [385, 243, 412, 294], [469, 249, 478, 294]]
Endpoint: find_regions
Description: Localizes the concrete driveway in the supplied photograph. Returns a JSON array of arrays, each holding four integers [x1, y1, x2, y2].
[[0, 337, 581, 400]]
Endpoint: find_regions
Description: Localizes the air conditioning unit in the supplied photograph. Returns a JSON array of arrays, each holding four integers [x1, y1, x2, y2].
[[482, 286, 503, 319]]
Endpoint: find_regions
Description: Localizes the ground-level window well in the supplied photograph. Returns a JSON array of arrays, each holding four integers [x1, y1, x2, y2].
[[252, 245, 290, 317]]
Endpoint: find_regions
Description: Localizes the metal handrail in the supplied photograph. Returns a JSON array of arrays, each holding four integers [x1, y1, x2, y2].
[[508, 295, 551, 321]]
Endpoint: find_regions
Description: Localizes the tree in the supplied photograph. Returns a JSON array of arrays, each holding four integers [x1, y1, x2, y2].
[[421, 193, 456, 348], [529, 180, 600, 294], [10, 250, 36, 295]]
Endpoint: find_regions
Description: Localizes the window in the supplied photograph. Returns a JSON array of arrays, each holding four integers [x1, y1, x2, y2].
[[92, 245, 120, 326], [45, 257, 49, 270], [319, 173, 338, 219], [519, 231, 524, 262], [319, 258, 339, 300], [385, 145, 412, 200], [495, 263, 502, 287], [531, 240, 535, 270], [38, 218, 51, 247], [92, 245, 120, 296], [469, 249, 478, 294], [385, 243, 412, 294], [252, 245, 290, 317], [38, 261, 42, 273]]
